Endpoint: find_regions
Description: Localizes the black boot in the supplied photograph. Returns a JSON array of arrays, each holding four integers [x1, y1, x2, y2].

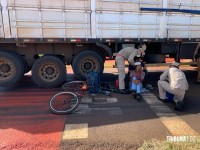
[[174, 101, 184, 111], [136, 93, 141, 101], [119, 89, 127, 94], [131, 90, 136, 97]]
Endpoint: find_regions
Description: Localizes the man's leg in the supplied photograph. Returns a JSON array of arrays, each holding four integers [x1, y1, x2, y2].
[[131, 77, 137, 91], [157, 80, 173, 99], [136, 83, 142, 94], [115, 57, 125, 90], [173, 89, 185, 111], [118, 67, 125, 90], [197, 58, 200, 83], [173, 89, 185, 103], [134, 83, 142, 100], [131, 83, 137, 91]]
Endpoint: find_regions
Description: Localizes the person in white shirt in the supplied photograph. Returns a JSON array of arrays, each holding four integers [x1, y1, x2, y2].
[[157, 62, 189, 111], [115, 44, 146, 94]]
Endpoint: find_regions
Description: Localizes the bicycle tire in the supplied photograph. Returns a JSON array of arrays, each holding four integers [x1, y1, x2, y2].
[[49, 91, 80, 114], [61, 81, 86, 91]]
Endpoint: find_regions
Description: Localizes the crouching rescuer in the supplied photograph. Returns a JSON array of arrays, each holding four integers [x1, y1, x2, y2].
[[157, 62, 189, 111], [115, 44, 146, 94]]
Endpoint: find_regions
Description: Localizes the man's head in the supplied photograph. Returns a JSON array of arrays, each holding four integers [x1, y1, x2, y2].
[[169, 62, 180, 68], [141, 44, 147, 51], [137, 44, 146, 56], [134, 62, 142, 71], [134, 55, 143, 62]]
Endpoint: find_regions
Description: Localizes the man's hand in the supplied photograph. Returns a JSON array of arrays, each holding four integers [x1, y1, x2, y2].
[[132, 80, 140, 84]]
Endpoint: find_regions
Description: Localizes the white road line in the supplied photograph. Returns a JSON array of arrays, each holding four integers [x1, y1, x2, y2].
[[108, 108, 123, 115], [107, 98, 118, 103], [92, 107, 122, 115], [142, 92, 199, 136], [76, 106, 122, 115], [75, 104, 92, 114], [81, 97, 118, 104], [62, 124, 88, 140]]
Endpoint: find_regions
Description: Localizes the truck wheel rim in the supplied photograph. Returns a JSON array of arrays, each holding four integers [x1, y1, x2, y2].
[[0, 61, 13, 80], [81, 59, 96, 73], [39, 63, 59, 82]]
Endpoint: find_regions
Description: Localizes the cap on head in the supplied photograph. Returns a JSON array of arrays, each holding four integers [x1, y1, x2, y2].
[[170, 62, 180, 68], [134, 62, 141, 66], [136, 54, 141, 57]]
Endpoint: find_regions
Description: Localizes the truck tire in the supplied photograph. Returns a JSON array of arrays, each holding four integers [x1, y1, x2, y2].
[[0, 51, 25, 87], [32, 55, 66, 88], [72, 51, 104, 80]]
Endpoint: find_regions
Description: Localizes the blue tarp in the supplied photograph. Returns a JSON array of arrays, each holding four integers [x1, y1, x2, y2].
[[141, 7, 200, 15]]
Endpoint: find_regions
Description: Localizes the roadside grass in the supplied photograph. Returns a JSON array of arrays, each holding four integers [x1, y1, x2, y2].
[[139, 138, 200, 150]]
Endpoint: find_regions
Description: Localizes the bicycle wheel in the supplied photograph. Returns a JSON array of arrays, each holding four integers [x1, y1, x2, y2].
[[49, 91, 80, 114], [61, 81, 86, 91]]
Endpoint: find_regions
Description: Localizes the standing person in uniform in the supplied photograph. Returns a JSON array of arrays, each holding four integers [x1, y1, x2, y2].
[[157, 62, 189, 111], [115, 44, 146, 94]]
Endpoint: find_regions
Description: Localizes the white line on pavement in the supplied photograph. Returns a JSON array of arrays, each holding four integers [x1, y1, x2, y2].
[[92, 107, 122, 115], [62, 123, 88, 140], [107, 98, 118, 103], [76, 106, 122, 115], [81, 97, 118, 104], [142, 92, 199, 136]]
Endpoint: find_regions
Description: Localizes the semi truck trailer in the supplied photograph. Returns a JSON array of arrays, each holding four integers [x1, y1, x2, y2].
[[0, 0, 199, 88]]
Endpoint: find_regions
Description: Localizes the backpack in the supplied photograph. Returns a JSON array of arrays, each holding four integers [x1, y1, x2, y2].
[[86, 71, 101, 94]]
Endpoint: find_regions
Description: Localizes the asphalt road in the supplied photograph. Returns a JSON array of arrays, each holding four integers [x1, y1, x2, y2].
[[0, 65, 200, 150]]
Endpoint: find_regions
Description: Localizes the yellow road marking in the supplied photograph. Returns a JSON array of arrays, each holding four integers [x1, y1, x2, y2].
[[142, 93, 199, 136], [62, 124, 88, 140], [161, 117, 198, 136]]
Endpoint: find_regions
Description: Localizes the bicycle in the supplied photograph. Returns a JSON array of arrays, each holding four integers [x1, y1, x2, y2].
[[49, 80, 112, 115]]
